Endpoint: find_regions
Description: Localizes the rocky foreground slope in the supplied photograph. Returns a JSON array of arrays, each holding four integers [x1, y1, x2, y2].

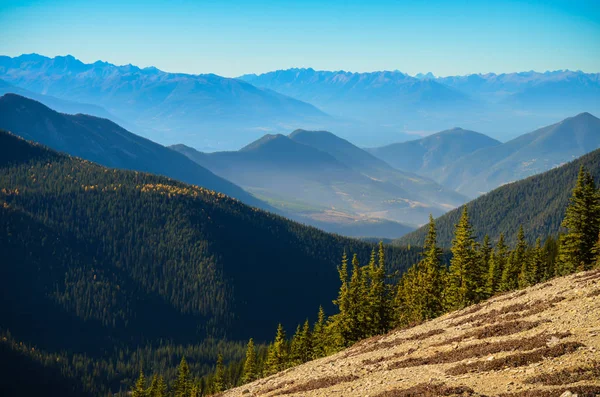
[[221, 269, 600, 397]]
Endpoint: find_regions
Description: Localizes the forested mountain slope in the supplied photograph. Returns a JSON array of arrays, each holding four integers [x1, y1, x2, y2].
[[367, 127, 501, 175], [397, 147, 600, 247], [0, 93, 266, 209], [436, 112, 600, 197], [0, 131, 422, 394]]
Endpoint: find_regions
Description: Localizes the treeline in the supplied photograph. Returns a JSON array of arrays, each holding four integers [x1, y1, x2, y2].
[[132, 165, 600, 396]]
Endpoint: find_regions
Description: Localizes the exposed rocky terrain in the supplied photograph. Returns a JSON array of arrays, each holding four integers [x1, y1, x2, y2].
[[221, 269, 600, 397]]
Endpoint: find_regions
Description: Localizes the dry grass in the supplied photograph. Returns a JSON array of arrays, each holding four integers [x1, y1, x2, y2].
[[434, 320, 543, 347], [353, 329, 445, 356], [373, 383, 480, 397], [272, 375, 358, 395], [452, 297, 564, 327], [446, 342, 584, 375], [383, 332, 570, 370], [587, 288, 600, 297], [524, 360, 600, 385]]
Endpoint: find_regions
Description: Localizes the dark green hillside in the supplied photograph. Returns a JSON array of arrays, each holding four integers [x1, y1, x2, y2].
[[396, 147, 600, 247], [0, 131, 421, 393]]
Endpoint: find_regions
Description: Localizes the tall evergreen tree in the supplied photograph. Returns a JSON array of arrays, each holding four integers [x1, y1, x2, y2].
[[311, 306, 327, 359], [501, 226, 527, 291], [477, 235, 492, 299], [446, 207, 478, 309], [520, 238, 543, 287], [542, 236, 559, 281], [558, 166, 600, 274], [486, 233, 508, 295], [213, 353, 225, 393], [264, 324, 287, 375], [242, 338, 257, 384], [418, 215, 444, 320], [173, 357, 190, 397], [132, 369, 147, 397], [367, 243, 388, 335]]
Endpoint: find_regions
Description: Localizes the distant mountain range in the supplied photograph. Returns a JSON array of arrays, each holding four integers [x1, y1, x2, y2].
[[0, 93, 266, 209], [172, 130, 468, 236], [3, 54, 598, 149], [241, 68, 600, 143], [0, 54, 331, 150], [432, 112, 600, 197], [396, 146, 600, 247]]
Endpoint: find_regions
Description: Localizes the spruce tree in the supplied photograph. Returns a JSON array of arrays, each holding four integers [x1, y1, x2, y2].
[[242, 338, 257, 384], [418, 215, 444, 320], [298, 319, 313, 363], [311, 306, 327, 359], [520, 238, 543, 287], [346, 254, 366, 344], [542, 236, 559, 281], [501, 226, 527, 291], [155, 376, 167, 397], [332, 252, 350, 346], [367, 243, 388, 335], [213, 353, 225, 393], [558, 167, 600, 274], [132, 369, 147, 397], [446, 207, 478, 309], [173, 357, 190, 397], [486, 234, 508, 295], [264, 324, 287, 375]]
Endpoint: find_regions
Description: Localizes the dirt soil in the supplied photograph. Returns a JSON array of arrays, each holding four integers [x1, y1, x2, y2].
[[220, 269, 600, 397]]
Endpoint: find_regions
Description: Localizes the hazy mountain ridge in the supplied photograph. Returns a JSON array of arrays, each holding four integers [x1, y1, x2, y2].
[[435, 112, 600, 197], [0, 93, 267, 209], [367, 127, 502, 175], [0, 54, 331, 150], [172, 130, 468, 237]]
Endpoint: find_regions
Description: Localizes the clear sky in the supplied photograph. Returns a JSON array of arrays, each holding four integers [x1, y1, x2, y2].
[[1, 0, 599, 77]]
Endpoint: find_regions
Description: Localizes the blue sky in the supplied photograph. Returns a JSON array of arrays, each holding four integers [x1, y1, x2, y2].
[[1, 0, 599, 77]]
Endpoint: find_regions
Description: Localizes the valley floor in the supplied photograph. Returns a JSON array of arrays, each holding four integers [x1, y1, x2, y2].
[[220, 269, 600, 397]]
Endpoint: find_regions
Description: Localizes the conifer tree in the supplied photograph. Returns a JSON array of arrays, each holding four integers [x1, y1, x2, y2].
[[213, 353, 225, 393], [486, 233, 508, 295], [542, 236, 559, 281], [148, 374, 159, 397], [558, 167, 600, 274], [418, 215, 444, 320], [264, 324, 287, 375], [298, 319, 313, 363], [311, 306, 327, 359], [367, 243, 388, 335], [332, 252, 350, 346], [173, 357, 190, 397], [132, 369, 147, 397], [346, 254, 366, 344], [154, 376, 167, 397], [501, 226, 527, 291], [446, 207, 478, 309], [289, 324, 303, 365], [520, 238, 543, 287], [242, 338, 257, 384]]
